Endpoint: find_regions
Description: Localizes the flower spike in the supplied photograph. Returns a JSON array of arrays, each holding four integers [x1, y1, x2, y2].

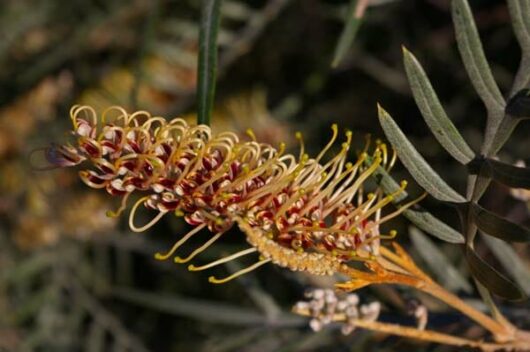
[[46, 105, 423, 284]]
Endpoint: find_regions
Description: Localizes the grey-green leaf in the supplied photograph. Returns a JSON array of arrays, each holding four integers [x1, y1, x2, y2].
[[452, 0, 504, 112], [403, 209, 465, 244], [403, 47, 474, 164], [465, 246, 525, 300], [372, 165, 465, 243], [485, 158, 530, 189], [331, 0, 363, 68], [507, 0, 530, 94], [410, 227, 471, 292], [506, 88, 530, 119], [482, 234, 530, 295], [471, 203, 530, 242], [197, 0, 223, 126], [507, 0, 530, 55], [377, 104, 466, 203]]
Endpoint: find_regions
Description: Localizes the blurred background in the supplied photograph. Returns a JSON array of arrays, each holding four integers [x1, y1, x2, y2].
[[1, 0, 529, 351]]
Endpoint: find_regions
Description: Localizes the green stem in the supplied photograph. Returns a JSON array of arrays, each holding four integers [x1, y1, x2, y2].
[[197, 0, 223, 126]]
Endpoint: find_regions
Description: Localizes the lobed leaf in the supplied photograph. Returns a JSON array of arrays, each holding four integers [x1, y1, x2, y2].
[[410, 227, 471, 292], [377, 104, 466, 203], [197, 0, 223, 126], [452, 0, 504, 113], [465, 246, 525, 301], [482, 234, 530, 295], [471, 203, 530, 242], [402, 47, 474, 164]]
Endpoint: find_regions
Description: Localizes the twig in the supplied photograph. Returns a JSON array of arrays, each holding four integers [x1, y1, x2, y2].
[[333, 245, 526, 346], [293, 307, 516, 352]]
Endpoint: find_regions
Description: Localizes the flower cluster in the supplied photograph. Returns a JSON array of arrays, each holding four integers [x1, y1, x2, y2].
[[45, 105, 419, 283], [293, 288, 381, 335]]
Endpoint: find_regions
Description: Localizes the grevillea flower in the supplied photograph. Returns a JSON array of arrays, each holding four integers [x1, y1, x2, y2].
[[45, 105, 423, 283]]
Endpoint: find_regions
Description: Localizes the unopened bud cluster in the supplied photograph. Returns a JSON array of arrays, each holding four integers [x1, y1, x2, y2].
[[294, 288, 381, 335]]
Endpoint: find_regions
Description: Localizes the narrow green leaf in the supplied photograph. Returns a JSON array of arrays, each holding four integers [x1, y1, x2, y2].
[[402, 47, 474, 164], [467, 156, 530, 190], [377, 104, 466, 203], [507, 0, 530, 94], [112, 286, 303, 326], [372, 165, 465, 243], [507, 0, 530, 55], [482, 234, 530, 295], [486, 158, 530, 189], [485, 113, 520, 158], [452, 0, 504, 112], [471, 203, 530, 242], [403, 209, 465, 244], [410, 227, 471, 292], [197, 0, 223, 126], [3, 252, 55, 284], [331, 0, 362, 68], [506, 88, 530, 119], [465, 246, 525, 300]]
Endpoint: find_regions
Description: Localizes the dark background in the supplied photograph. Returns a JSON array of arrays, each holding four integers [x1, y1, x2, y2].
[[1, 0, 529, 351]]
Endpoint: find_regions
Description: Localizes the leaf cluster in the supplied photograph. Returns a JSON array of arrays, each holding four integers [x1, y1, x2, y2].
[[377, 0, 530, 301]]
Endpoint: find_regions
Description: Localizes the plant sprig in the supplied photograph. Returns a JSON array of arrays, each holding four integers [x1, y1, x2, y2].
[[377, 0, 530, 302]]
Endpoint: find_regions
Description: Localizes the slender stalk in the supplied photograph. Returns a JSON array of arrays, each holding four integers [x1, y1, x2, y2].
[[294, 308, 516, 351], [378, 247, 511, 339], [421, 282, 514, 342], [337, 246, 522, 344]]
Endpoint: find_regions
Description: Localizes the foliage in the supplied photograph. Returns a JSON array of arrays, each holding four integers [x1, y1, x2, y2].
[[377, 0, 530, 302], [2, 0, 530, 351]]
